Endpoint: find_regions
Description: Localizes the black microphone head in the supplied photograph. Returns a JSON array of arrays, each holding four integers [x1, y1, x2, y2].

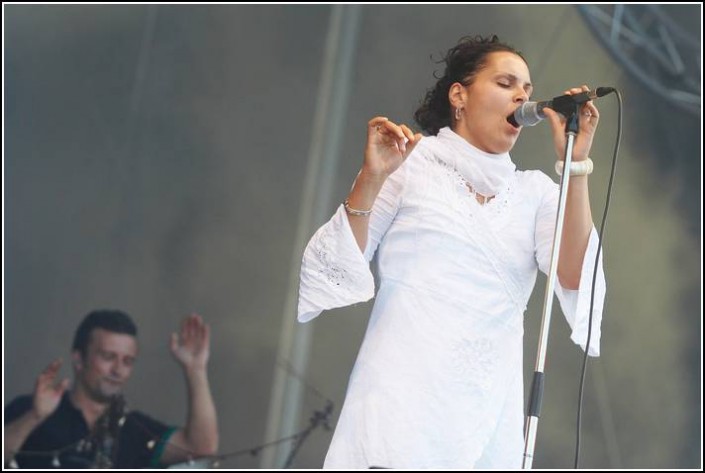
[[595, 87, 615, 97]]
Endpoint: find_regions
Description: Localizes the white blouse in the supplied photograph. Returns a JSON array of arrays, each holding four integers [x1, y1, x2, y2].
[[298, 130, 605, 469]]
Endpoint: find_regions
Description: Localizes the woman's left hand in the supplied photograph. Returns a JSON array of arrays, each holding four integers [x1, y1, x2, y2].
[[543, 85, 600, 162]]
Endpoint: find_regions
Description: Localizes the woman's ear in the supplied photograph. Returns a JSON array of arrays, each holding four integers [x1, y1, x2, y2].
[[448, 82, 467, 110], [71, 352, 83, 371]]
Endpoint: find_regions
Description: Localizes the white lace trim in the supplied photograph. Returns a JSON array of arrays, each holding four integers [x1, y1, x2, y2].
[[431, 155, 516, 220], [315, 236, 348, 286], [298, 205, 376, 322]]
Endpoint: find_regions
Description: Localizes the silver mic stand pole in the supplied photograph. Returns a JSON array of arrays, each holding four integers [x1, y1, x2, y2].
[[523, 110, 581, 469]]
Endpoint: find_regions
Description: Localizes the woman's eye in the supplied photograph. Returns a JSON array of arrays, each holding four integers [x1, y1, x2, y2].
[[498, 83, 510, 88]]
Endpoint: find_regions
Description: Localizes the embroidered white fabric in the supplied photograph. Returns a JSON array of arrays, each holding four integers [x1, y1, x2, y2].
[[297, 133, 606, 469], [432, 127, 516, 196]]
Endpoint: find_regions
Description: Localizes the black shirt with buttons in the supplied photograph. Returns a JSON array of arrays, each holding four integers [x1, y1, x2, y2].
[[4, 393, 175, 468]]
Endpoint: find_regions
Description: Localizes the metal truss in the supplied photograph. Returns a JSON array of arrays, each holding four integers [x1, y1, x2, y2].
[[578, 4, 700, 115]]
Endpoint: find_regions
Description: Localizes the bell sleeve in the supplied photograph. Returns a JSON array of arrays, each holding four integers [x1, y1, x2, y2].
[[534, 173, 606, 356], [297, 164, 407, 323]]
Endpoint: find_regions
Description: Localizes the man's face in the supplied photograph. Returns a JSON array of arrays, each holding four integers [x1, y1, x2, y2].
[[73, 328, 138, 403]]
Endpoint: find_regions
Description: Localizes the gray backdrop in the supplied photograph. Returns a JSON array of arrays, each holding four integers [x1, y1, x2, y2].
[[4, 4, 701, 469]]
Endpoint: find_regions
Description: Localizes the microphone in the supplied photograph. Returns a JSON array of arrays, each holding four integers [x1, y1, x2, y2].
[[512, 87, 615, 127], [91, 395, 126, 468]]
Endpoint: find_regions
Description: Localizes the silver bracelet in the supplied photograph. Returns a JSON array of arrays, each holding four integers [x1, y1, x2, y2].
[[344, 199, 372, 216], [555, 157, 594, 176]]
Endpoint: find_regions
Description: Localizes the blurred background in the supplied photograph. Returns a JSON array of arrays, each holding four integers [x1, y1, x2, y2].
[[4, 4, 701, 469]]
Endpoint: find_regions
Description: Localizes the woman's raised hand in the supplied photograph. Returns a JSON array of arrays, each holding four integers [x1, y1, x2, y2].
[[363, 117, 422, 179], [543, 85, 600, 162]]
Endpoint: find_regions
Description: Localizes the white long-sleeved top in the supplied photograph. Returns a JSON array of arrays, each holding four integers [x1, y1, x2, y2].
[[298, 132, 605, 469]]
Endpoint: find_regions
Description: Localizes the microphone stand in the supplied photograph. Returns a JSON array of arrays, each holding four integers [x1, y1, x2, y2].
[[523, 106, 581, 469], [282, 401, 333, 468], [91, 395, 127, 469]]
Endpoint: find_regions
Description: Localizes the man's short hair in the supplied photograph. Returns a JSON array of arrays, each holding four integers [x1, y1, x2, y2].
[[72, 309, 138, 357]]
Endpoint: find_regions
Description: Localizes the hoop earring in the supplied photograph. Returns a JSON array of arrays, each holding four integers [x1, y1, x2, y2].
[[455, 107, 463, 121]]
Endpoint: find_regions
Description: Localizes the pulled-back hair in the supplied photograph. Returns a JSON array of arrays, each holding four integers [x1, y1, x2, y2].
[[72, 309, 137, 357], [413, 35, 526, 135]]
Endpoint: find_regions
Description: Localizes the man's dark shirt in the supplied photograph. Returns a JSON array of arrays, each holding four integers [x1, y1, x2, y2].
[[4, 393, 176, 468]]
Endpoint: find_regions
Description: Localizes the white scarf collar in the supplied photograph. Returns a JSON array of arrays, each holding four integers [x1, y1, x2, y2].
[[429, 126, 516, 197]]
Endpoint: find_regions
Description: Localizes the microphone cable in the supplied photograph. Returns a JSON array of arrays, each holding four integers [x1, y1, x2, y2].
[[574, 87, 622, 468]]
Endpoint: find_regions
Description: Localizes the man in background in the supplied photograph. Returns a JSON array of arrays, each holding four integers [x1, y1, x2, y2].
[[4, 309, 218, 468]]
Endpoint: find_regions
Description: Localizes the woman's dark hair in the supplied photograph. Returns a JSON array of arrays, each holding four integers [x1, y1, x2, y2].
[[413, 35, 526, 135], [72, 309, 138, 357]]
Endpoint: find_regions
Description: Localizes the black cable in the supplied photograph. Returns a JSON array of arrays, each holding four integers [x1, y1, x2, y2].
[[574, 88, 623, 468], [282, 400, 334, 468], [9, 361, 335, 469], [7, 402, 334, 469], [104, 402, 334, 467], [277, 357, 331, 403]]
